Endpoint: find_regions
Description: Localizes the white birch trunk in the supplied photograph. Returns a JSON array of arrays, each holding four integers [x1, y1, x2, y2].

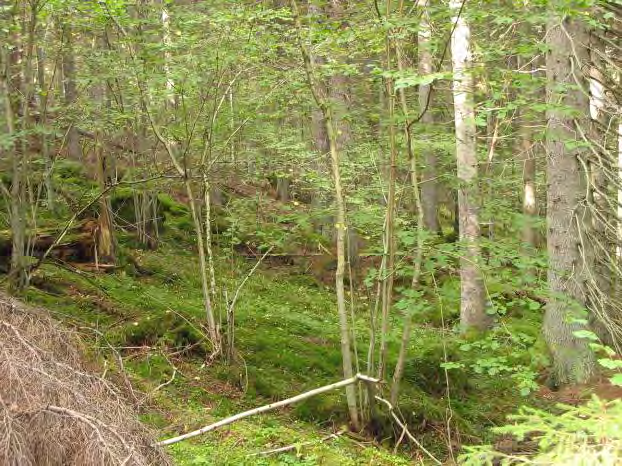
[[449, 0, 488, 330]]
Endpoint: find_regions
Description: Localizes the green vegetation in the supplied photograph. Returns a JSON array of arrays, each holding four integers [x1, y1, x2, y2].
[[2, 0, 621, 464]]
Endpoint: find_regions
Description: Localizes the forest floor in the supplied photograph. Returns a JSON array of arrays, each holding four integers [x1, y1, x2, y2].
[[6, 167, 557, 466], [21, 238, 415, 464], [16, 229, 539, 465]]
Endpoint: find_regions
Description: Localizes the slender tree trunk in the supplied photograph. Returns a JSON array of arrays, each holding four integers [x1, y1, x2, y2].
[[62, 21, 80, 159], [390, 25, 426, 404], [449, 0, 488, 331], [544, 6, 595, 386], [93, 33, 115, 265], [186, 178, 220, 349], [160, 0, 175, 109], [94, 134, 115, 263], [520, 124, 537, 248], [291, 0, 359, 430], [518, 58, 539, 248], [37, 44, 54, 212], [2, 48, 28, 292], [418, 0, 439, 233], [308, 2, 330, 238], [5, 2, 36, 292], [377, 0, 398, 380]]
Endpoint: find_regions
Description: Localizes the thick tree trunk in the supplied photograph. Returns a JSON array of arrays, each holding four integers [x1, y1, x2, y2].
[[449, 0, 488, 331], [418, 0, 439, 234], [544, 8, 595, 386]]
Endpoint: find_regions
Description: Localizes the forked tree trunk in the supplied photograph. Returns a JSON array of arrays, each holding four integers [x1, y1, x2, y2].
[[417, 0, 439, 233], [291, 0, 359, 430], [544, 6, 595, 385], [449, 0, 488, 331]]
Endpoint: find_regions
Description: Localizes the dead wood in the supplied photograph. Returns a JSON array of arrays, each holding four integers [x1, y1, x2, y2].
[[0, 293, 170, 465]]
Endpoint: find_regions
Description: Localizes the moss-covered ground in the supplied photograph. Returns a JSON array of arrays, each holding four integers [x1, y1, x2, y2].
[[9, 170, 546, 464]]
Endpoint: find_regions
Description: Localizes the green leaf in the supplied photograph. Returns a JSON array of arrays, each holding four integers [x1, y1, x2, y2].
[[598, 358, 622, 370], [441, 362, 465, 370], [610, 374, 622, 387], [572, 330, 600, 341]]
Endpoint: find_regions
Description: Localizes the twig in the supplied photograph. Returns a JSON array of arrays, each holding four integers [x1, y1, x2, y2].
[[44, 404, 136, 462], [249, 429, 346, 457], [154, 373, 379, 447], [139, 369, 177, 407], [227, 246, 274, 315], [374, 395, 442, 465]]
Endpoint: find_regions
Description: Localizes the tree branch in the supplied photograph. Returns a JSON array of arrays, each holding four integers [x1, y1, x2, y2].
[[155, 373, 379, 447]]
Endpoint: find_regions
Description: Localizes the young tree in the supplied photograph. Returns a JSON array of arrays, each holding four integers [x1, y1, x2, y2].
[[290, 0, 359, 430]]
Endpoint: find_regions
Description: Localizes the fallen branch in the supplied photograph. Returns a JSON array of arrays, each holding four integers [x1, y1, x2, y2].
[[374, 396, 442, 465], [249, 428, 346, 457], [155, 373, 379, 447], [44, 404, 136, 463]]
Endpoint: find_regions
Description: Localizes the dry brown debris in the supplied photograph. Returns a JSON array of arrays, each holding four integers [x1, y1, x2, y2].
[[0, 293, 170, 465]]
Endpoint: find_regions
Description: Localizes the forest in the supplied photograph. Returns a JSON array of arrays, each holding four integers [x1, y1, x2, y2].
[[0, 0, 621, 464]]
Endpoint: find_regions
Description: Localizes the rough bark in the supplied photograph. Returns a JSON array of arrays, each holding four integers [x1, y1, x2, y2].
[[544, 7, 595, 385], [449, 0, 488, 331]]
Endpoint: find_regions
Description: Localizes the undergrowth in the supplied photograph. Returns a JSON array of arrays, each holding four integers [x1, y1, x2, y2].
[[14, 202, 546, 464]]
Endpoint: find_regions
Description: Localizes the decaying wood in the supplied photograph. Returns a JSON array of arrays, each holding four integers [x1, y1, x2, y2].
[[0, 293, 169, 465]]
